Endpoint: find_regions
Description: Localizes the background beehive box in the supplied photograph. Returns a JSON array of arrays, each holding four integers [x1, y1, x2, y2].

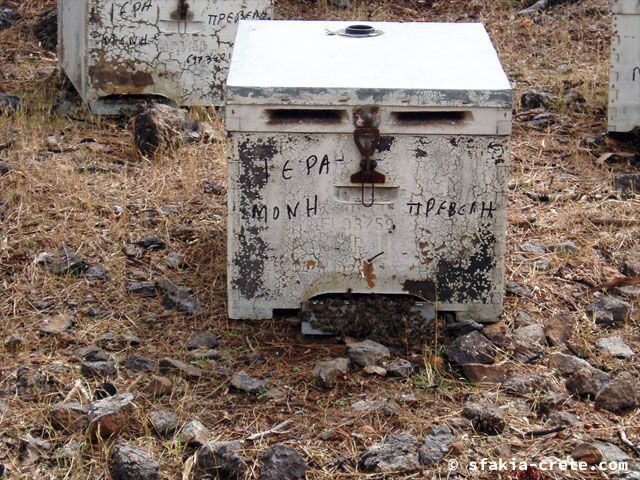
[[226, 21, 512, 322], [608, 0, 640, 132], [58, 0, 273, 114]]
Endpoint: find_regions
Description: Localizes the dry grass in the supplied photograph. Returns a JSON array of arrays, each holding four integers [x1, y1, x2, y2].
[[0, 0, 639, 478]]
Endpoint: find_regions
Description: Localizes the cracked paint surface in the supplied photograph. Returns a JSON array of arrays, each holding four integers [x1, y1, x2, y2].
[[60, 0, 272, 111], [228, 130, 510, 322]]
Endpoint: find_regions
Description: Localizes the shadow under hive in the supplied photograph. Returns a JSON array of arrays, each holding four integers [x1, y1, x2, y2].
[[225, 20, 512, 324]]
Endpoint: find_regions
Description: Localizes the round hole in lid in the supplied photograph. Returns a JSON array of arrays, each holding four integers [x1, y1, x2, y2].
[[345, 24, 375, 36]]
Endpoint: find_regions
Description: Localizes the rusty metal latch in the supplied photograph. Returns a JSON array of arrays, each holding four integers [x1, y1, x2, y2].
[[351, 106, 385, 207]]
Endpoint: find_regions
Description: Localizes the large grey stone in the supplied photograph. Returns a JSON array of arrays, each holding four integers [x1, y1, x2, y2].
[[348, 340, 390, 367], [313, 358, 350, 389], [446, 331, 495, 365], [195, 441, 247, 480], [110, 443, 159, 480], [595, 372, 638, 413], [586, 296, 631, 326], [87, 393, 135, 438], [595, 336, 634, 359], [419, 424, 455, 465], [359, 433, 420, 472], [565, 367, 611, 399], [260, 443, 308, 480]]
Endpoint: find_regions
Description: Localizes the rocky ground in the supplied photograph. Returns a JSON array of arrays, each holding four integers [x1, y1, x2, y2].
[[0, 0, 639, 478]]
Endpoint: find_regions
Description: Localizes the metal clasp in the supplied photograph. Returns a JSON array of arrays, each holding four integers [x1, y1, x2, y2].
[[351, 106, 385, 207]]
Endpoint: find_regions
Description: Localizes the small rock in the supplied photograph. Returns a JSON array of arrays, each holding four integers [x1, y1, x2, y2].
[[502, 373, 546, 395], [446, 318, 483, 337], [76, 345, 111, 362], [16, 366, 51, 397], [87, 393, 135, 438], [512, 324, 546, 363], [613, 173, 640, 195], [572, 441, 632, 465], [548, 411, 580, 427], [136, 235, 165, 250], [595, 335, 635, 359], [313, 358, 350, 389], [586, 296, 631, 326], [4, 334, 27, 352], [506, 282, 533, 298], [351, 398, 400, 416], [462, 362, 512, 384], [551, 240, 578, 253], [180, 420, 209, 447], [620, 252, 640, 277], [0, 93, 20, 115], [126, 281, 157, 297], [386, 359, 414, 377], [203, 180, 225, 195], [363, 365, 387, 376], [595, 372, 638, 413], [187, 348, 220, 361], [185, 331, 219, 351], [230, 370, 265, 394], [124, 244, 144, 259], [148, 410, 178, 437], [482, 322, 509, 346], [565, 367, 611, 399], [528, 112, 556, 129], [34, 9, 57, 52], [163, 287, 203, 315], [0, 6, 18, 29], [84, 265, 110, 281], [544, 314, 576, 346], [50, 402, 88, 431], [264, 388, 285, 402], [260, 443, 308, 480], [348, 340, 391, 367], [81, 361, 117, 378], [563, 90, 586, 108], [537, 391, 569, 414], [52, 99, 81, 118], [39, 313, 73, 335], [419, 424, 455, 465], [195, 441, 247, 480], [35, 246, 87, 276], [520, 240, 547, 253], [165, 251, 187, 269], [142, 375, 173, 397], [133, 104, 199, 157], [0, 161, 10, 175], [446, 331, 495, 365], [359, 433, 420, 472], [159, 357, 202, 379], [110, 443, 159, 480], [548, 352, 592, 376], [123, 355, 155, 372], [461, 403, 505, 435], [520, 91, 555, 110]]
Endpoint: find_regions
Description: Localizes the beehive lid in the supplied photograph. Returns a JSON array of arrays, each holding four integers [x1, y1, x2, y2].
[[613, 0, 640, 14], [226, 20, 512, 108]]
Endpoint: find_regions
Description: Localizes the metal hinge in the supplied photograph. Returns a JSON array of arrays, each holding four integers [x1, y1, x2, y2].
[[351, 106, 385, 207]]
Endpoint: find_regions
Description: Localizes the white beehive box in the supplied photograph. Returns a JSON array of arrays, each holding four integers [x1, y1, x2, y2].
[[226, 20, 512, 322], [58, 0, 273, 114], [609, 0, 640, 132]]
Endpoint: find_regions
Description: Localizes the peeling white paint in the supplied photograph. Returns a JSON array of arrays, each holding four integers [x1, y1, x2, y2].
[[226, 21, 512, 322], [59, 0, 272, 114], [608, 0, 640, 132]]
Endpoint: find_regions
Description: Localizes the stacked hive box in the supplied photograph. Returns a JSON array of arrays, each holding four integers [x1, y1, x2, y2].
[[609, 0, 640, 132], [226, 21, 512, 323], [58, 0, 273, 114]]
